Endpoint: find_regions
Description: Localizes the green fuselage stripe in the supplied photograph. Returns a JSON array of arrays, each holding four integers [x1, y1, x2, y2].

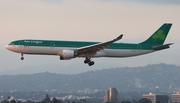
[[9, 40, 154, 50]]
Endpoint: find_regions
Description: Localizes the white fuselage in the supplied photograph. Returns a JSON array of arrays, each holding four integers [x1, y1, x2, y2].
[[5, 45, 154, 58]]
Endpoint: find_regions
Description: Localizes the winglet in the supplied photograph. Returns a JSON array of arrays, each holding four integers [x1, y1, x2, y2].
[[115, 34, 123, 41]]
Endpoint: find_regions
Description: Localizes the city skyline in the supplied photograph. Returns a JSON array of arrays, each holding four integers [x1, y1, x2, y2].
[[1, 90, 180, 103]]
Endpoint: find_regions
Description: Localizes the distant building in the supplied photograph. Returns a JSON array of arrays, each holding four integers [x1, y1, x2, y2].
[[63, 95, 80, 103], [104, 88, 118, 103], [44, 94, 51, 103], [171, 92, 180, 103], [143, 92, 168, 103], [84, 88, 91, 94]]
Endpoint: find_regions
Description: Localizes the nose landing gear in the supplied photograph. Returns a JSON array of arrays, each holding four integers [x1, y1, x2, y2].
[[21, 53, 24, 60], [84, 57, 95, 66]]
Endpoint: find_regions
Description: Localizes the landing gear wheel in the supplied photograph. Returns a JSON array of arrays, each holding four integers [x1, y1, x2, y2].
[[88, 64, 92, 66], [20, 53, 24, 60], [84, 57, 95, 66], [21, 57, 24, 60], [91, 61, 94, 65], [88, 61, 95, 66], [84, 59, 90, 64]]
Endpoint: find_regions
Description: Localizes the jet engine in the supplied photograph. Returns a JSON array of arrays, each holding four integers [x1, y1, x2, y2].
[[59, 50, 76, 60]]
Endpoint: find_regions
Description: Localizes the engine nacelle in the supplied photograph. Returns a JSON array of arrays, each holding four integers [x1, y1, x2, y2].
[[60, 50, 75, 60]]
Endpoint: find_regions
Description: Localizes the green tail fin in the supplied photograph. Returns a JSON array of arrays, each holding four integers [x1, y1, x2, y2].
[[140, 23, 172, 45]]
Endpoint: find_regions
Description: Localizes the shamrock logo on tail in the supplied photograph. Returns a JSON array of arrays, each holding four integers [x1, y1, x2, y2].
[[152, 30, 165, 41]]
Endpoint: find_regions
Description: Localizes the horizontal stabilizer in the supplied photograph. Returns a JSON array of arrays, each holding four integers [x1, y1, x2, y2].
[[152, 43, 174, 50]]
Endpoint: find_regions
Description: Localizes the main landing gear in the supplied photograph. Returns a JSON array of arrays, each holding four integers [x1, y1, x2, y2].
[[21, 53, 24, 60], [84, 57, 95, 66]]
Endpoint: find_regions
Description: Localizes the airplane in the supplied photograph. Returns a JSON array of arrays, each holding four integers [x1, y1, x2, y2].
[[5, 23, 173, 66]]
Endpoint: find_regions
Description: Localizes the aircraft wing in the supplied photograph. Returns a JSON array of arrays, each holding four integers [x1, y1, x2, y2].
[[77, 34, 123, 56]]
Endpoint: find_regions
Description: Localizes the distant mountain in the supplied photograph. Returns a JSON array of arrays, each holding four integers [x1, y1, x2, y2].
[[0, 63, 180, 92], [0, 61, 125, 75]]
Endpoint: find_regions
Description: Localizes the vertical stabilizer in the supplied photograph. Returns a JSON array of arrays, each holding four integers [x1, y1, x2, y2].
[[140, 23, 172, 45]]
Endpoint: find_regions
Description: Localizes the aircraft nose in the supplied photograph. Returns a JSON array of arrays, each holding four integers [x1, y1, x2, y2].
[[5, 45, 9, 50]]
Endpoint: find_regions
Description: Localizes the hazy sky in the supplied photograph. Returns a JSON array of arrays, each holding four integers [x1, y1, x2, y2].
[[0, 0, 180, 74]]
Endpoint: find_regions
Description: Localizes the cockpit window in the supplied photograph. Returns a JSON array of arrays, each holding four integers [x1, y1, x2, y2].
[[9, 42, 14, 45]]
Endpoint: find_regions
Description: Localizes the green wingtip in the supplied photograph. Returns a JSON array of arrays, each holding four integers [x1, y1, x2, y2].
[[117, 34, 123, 40]]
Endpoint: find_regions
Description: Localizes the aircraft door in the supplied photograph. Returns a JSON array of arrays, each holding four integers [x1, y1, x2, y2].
[[137, 45, 141, 51], [50, 42, 55, 48], [19, 41, 24, 48]]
